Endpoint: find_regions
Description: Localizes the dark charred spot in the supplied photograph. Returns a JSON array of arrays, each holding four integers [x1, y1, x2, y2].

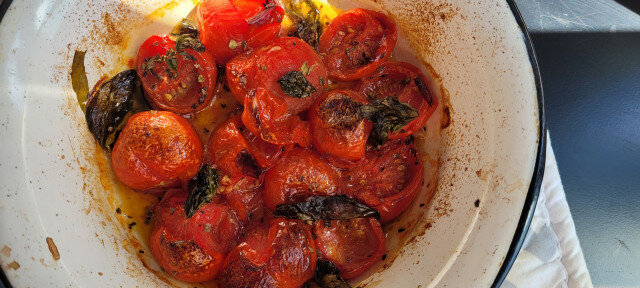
[[236, 150, 261, 178], [318, 93, 363, 130]]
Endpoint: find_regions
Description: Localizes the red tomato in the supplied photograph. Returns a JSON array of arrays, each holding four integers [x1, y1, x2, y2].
[[309, 89, 372, 162], [262, 148, 339, 212], [207, 116, 286, 179], [149, 189, 242, 282], [219, 176, 263, 222], [111, 111, 203, 193], [356, 61, 437, 139], [197, 0, 284, 64], [344, 139, 423, 223], [136, 35, 217, 114], [319, 8, 396, 81], [220, 218, 317, 288], [314, 218, 385, 279]]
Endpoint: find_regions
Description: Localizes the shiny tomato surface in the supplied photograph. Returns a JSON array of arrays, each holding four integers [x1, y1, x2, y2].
[[357, 61, 437, 139], [319, 8, 396, 80], [344, 139, 424, 222], [111, 111, 203, 193], [197, 0, 284, 64], [219, 176, 263, 222], [262, 148, 340, 212], [136, 35, 217, 114], [149, 189, 242, 282]]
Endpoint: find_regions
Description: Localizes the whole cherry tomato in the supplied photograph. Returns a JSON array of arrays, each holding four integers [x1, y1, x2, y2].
[[111, 111, 203, 193], [356, 61, 437, 139], [136, 35, 217, 114], [149, 189, 242, 282], [319, 8, 396, 80], [218, 176, 263, 222], [197, 0, 284, 64]]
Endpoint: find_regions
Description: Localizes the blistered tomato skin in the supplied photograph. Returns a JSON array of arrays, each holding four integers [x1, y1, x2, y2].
[[262, 148, 339, 212], [220, 218, 317, 288], [344, 139, 424, 223], [111, 111, 203, 193], [136, 35, 217, 115], [197, 0, 284, 64], [319, 8, 397, 81], [149, 190, 242, 282], [357, 61, 437, 139], [314, 218, 385, 279], [309, 89, 372, 162]]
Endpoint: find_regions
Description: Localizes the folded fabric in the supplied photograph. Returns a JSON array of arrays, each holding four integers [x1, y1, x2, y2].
[[503, 135, 593, 288]]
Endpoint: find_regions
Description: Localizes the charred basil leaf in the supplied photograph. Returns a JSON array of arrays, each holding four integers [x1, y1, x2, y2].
[[277, 70, 316, 98], [171, 18, 199, 37], [184, 165, 219, 218], [274, 195, 380, 222], [305, 260, 352, 288], [283, 0, 323, 48], [175, 34, 206, 53], [413, 77, 434, 107], [85, 69, 150, 151], [358, 96, 418, 145], [71, 50, 89, 111]]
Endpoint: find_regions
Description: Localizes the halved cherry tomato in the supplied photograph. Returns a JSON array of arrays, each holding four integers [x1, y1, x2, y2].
[[218, 176, 263, 222], [111, 111, 203, 193], [149, 189, 242, 282], [136, 35, 217, 114], [344, 139, 423, 222], [262, 148, 339, 212], [314, 217, 385, 279], [309, 89, 372, 161], [220, 218, 317, 288], [356, 61, 437, 139], [207, 116, 286, 179], [319, 8, 396, 81], [197, 0, 284, 64]]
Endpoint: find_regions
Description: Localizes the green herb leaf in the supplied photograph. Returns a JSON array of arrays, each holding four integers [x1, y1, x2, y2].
[[277, 70, 316, 98], [283, 0, 324, 49], [229, 39, 238, 50], [175, 34, 206, 52], [306, 260, 352, 288], [71, 50, 89, 112], [85, 70, 150, 151], [359, 96, 419, 145], [171, 18, 199, 37], [184, 165, 219, 218], [300, 61, 310, 75], [274, 195, 380, 222]]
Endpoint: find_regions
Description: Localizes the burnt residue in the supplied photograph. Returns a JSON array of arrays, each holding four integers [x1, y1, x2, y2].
[[46, 237, 60, 261], [440, 106, 451, 129], [318, 94, 363, 130]]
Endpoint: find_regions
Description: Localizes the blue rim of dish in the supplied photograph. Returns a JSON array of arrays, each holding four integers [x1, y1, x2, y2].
[[0, 0, 544, 287]]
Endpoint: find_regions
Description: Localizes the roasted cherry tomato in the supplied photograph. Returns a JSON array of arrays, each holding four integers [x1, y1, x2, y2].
[[357, 61, 437, 139], [262, 148, 339, 212], [314, 217, 385, 279], [136, 35, 217, 114], [197, 0, 284, 64], [344, 139, 423, 222], [111, 111, 203, 193], [319, 8, 396, 81], [309, 89, 372, 162], [220, 218, 317, 288], [207, 116, 286, 179], [218, 176, 263, 222], [149, 189, 242, 282]]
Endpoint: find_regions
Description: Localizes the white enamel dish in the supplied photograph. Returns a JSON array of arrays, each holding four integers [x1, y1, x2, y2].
[[0, 0, 544, 287]]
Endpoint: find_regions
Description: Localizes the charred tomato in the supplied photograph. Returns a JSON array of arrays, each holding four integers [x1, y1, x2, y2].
[[111, 111, 203, 193]]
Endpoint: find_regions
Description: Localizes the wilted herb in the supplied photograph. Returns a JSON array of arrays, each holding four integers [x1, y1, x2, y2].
[[175, 34, 205, 52], [71, 50, 89, 111], [283, 0, 323, 48], [184, 165, 219, 218], [277, 70, 316, 98], [171, 18, 199, 37], [274, 195, 380, 222], [85, 70, 150, 151], [229, 39, 238, 50], [305, 260, 352, 288], [359, 96, 418, 145]]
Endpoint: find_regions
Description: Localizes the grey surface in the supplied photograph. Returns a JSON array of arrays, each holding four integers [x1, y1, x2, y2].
[[514, 0, 640, 32]]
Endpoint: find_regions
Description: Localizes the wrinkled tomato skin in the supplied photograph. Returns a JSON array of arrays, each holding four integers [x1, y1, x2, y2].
[[197, 0, 284, 64], [262, 148, 340, 212], [356, 61, 438, 139], [344, 139, 424, 222], [136, 35, 217, 114], [149, 190, 242, 282], [309, 89, 372, 161], [219, 176, 263, 222], [319, 8, 396, 81], [221, 218, 317, 288], [314, 218, 385, 279], [111, 111, 203, 193]]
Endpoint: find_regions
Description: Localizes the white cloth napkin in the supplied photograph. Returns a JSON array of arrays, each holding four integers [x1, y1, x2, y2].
[[503, 136, 593, 288]]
